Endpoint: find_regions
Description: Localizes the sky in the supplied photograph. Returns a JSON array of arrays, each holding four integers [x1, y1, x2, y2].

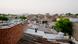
[[0, 0, 78, 14]]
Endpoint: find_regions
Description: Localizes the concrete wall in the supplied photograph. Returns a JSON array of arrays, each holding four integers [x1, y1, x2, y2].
[[73, 23, 78, 41], [0, 23, 27, 44]]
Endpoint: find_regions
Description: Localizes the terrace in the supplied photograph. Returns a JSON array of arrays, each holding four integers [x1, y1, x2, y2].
[[0, 19, 24, 29], [22, 23, 70, 44]]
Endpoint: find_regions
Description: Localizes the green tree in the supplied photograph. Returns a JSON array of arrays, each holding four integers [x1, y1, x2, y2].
[[65, 13, 73, 16], [75, 13, 78, 17], [20, 16, 27, 20], [54, 17, 73, 38], [0, 16, 9, 21]]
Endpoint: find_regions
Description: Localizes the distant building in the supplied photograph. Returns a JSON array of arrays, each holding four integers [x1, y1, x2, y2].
[[69, 18, 78, 41], [69, 18, 78, 22], [27, 14, 58, 24]]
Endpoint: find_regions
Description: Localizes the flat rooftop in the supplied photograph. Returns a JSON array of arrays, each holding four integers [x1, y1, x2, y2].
[[0, 19, 26, 29]]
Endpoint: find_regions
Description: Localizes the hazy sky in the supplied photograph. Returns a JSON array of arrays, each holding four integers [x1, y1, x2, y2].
[[0, 0, 78, 14]]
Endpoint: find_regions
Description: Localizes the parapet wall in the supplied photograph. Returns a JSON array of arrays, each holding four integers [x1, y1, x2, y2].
[[73, 23, 78, 41]]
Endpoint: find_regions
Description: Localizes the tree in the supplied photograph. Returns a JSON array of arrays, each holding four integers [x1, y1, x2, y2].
[[0, 16, 9, 23], [54, 17, 73, 38], [20, 16, 27, 20], [75, 13, 78, 17], [0, 16, 9, 21], [65, 13, 73, 16]]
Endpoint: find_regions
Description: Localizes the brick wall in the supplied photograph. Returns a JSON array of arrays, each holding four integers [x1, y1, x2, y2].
[[0, 23, 28, 44]]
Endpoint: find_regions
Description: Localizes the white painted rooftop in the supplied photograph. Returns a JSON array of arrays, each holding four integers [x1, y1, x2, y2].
[[24, 29, 64, 41], [0, 19, 26, 29]]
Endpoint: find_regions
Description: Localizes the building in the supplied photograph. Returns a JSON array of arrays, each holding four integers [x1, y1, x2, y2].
[[0, 19, 28, 44], [27, 14, 58, 23], [69, 18, 78, 41]]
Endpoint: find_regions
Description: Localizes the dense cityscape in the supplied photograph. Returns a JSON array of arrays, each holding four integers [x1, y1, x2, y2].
[[0, 0, 78, 44], [0, 13, 78, 44]]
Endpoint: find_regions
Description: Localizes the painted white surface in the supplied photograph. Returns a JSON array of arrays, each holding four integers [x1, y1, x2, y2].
[[69, 18, 78, 22], [24, 29, 45, 37], [24, 29, 64, 40]]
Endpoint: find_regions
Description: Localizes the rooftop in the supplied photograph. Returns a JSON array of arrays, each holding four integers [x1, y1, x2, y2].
[[18, 33, 70, 44], [0, 19, 26, 29]]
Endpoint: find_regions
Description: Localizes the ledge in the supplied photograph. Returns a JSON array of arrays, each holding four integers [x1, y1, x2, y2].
[[0, 20, 27, 29]]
